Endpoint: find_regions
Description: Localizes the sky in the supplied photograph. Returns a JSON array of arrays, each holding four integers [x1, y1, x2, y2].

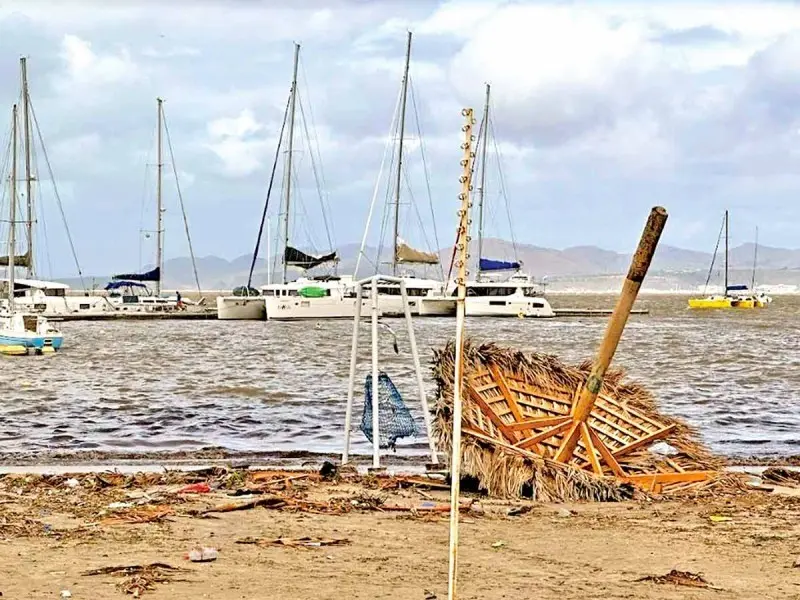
[[1, 0, 799, 278]]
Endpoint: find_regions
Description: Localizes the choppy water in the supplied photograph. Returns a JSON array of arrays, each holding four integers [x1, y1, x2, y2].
[[2, 294, 799, 460]]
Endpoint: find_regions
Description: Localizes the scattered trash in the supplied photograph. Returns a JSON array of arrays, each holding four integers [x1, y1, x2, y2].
[[709, 515, 733, 523], [65, 478, 79, 489], [237, 536, 350, 549], [649, 441, 679, 456], [319, 461, 338, 480], [793, 557, 800, 569], [177, 483, 211, 494], [107, 502, 134, 510], [491, 540, 506, 549], [636, 569, 714, 589], [761, 467, 800, 487], [424, 590, 437, 600], [101, 505, 174, 525], [468, 502, 485, 517], [507, 505, 532, 517], [186, 547, 218, 562], [556, 508, 573, 518], [82, 563, 190, 597], [60, 591, 71, 598]]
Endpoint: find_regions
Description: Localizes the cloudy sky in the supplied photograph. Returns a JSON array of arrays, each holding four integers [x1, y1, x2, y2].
[[1, 0, 799, 278]]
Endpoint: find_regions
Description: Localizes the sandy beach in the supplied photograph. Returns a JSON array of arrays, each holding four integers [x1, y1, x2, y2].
[[1, 467, 799, 599]]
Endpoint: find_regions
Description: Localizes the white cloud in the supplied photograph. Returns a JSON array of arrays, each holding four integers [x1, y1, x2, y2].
[[204, 110, 271, 178], [53, 34, 141, 98]]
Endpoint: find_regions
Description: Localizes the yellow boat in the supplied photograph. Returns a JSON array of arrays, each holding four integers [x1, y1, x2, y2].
[[688, 210, 766, 310]]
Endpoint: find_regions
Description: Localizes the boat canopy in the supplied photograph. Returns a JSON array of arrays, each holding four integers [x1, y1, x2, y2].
[[112, 266, 160, 282], [299, 286, 327, 298], [396, 237, 438, 265], [479, 258, 521, 272], [104, 280, 148, 291], [285, 246, 337, 270], [726, 284, 748, 291], [232, 286, 260, 297], [0, 249, 32, 268]]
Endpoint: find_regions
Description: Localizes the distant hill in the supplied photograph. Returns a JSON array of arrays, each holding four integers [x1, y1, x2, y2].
[[54, 238, 800, 292]]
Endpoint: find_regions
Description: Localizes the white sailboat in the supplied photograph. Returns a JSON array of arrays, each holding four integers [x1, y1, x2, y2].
[[454, 84, 554, 318], [0, 103, 63, 355], [354, 31, 455, 318]]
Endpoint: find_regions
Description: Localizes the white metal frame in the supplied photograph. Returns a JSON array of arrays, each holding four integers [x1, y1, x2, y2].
[[342, 274, 438, 469]]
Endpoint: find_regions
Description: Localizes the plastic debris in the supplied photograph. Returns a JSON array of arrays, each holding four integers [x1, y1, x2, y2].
[[186, 547, 218, 562]]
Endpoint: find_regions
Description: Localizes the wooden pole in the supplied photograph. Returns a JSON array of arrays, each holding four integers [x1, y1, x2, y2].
[[447, 108, 476, 600], [555, 206, 668, 463]]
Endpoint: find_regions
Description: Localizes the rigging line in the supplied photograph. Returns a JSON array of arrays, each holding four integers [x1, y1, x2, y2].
[[28, 99, 86, 291], [298, 56, 336, 250], [489, 115, 519, 262], [401, 158, 438, 267], [162, 107, 202, 297], [376, 110, 402, 274], [138, 121, 157, 272], [247, 91, 291, 290], [28, 138, 54, 279], [703, 214, 725, 295], [295, 94, 331, 253], [408, 77, 444, 281], [290, 166, 319, 255], [354, 82, 403, 277]]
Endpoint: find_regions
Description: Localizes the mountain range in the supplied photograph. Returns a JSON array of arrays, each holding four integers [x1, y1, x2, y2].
[[60, 238, 800, 292]]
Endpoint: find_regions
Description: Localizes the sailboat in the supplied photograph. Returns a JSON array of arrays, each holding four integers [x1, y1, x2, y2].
[[454, 84, 554, 318], [103, 98, 204, 314], [0, 103, 63, 355], [354, 31, 455, 317], [688, 210, 761, 309]]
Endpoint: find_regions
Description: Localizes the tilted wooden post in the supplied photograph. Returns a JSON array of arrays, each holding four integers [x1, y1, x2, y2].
[[555, 206, 668, 463]]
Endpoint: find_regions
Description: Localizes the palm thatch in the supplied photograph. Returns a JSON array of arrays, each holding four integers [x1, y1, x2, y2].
[[432, 340, 730, 501]]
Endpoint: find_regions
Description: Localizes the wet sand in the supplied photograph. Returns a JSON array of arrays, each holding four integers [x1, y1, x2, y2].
[[2, 469, 799, 599]]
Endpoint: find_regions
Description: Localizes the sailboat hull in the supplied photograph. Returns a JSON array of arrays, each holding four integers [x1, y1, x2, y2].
[[216, 296, 266, 320], [688, 296, 758, 309]]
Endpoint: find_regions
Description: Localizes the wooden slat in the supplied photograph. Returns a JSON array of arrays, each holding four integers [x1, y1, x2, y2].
[[587, 426, 626, 477], [489, 364, 525, 424], [554, 422, 582, 463], [467, 387, 516, 442], [593, 401, 656, 436], [612, 424, 677, 460], [506, 416, 571, 432], [580, 423, 603, 476], [620, 471, 714, 486], [516, 420, 573, 450], [597, 393, 667, 429]]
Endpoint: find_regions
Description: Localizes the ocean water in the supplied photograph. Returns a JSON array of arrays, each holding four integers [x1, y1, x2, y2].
[[2, 294, 799, 460]]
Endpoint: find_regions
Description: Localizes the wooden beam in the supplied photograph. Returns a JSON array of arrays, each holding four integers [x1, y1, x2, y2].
[[580, 423, 603, 476], [611, 424, 677, 460], [506, 416, 571, 432], [553, 421, 582, 464], [517, 420, 573, 450], [619, 471, 715, 486], [466, 387, 516, 442], [587, 426, 626, 477], [488, 364, 525, 423]]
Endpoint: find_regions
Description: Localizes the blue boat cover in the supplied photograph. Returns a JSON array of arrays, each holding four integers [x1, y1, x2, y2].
[[105, 280, 148, 291], [726, 284, 748, 291], [112, 266, 160, 282], [479, 257, 521, 272]]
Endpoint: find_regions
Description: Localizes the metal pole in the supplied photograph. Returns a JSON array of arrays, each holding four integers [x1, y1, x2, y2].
[[8, 105, 18, 310], [370, 277, 381, 469], [282, 43, 300, 285], [723, 209, 729, 296], [20, 57, 34, 278], [156, 97, 164, 297], [554, 206, 668, 463], [392, 31, 412, 276], [447, 108, 477, 600], [476, 83, 490, 281], [400, 279, 438, 464], [343, 282, 363, 464]]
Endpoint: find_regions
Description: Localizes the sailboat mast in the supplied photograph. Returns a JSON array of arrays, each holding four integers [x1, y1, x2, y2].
[[8, 105, 18, 310], [20, 57, 34, 279], [476, 83, 490, 281], [282, 43, 300, 285], [751, 226, 758, 290], [392, 31, 412, 276], [156, 97, 164, 297], [724, 209, 729, 295]]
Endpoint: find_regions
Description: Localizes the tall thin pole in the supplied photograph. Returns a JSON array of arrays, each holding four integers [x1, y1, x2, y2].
[[392, 31, 412, 276], [447, 108, 477, 600], [20, 57, 34, 278], [8, 105, 18, 310], [266, 217, 272, 285], [723, 209, 728, 296], [751, 226, 758, 291], [156, 97, 164, 297], [282, 43, 300, 285], [476, 83, 490, 281]]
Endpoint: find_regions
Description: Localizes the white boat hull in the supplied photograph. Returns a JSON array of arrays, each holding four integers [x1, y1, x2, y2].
[[465, 296, 555, 318], [266, 295, 376, 320], [216, 296, 266, 320]]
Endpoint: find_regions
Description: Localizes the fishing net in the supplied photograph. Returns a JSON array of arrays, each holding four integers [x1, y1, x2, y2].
[[361, 371, 418, 450]]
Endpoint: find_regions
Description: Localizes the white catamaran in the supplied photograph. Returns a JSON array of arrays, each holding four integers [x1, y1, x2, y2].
[[0, 102, 63, 354], [451, 83, 554, 318]]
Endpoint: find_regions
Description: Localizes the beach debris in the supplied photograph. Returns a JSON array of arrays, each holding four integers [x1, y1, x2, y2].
[[649, 441, 679, 456], [100, 505, 174, 525], [82, 563, 190, 597], [491, 540, 506, 549], [197, 496, 288, 515], [555, 508, 573, 518], [320, 461, 338, 480], [709, 515, 733, 523], [64, 478, 79, 488], [177, 483, 210, 494], [236, 536, 351, 549], [107, 502, 134, 510], [636, 569, 714, 589], [761, 467, 800, 487], [60, 591, 71, 598], [424, 590, 437, 600], [506, 505, 532, 517], [186, 546, 218, 562]]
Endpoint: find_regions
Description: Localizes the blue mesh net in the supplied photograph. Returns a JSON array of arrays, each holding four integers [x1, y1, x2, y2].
[[361, 371, 418, 450]]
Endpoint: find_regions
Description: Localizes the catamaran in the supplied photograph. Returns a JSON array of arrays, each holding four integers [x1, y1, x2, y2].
[[0, 103, 63, 354], [688, 210, 766, 309], [450, 84, 554, 318]]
